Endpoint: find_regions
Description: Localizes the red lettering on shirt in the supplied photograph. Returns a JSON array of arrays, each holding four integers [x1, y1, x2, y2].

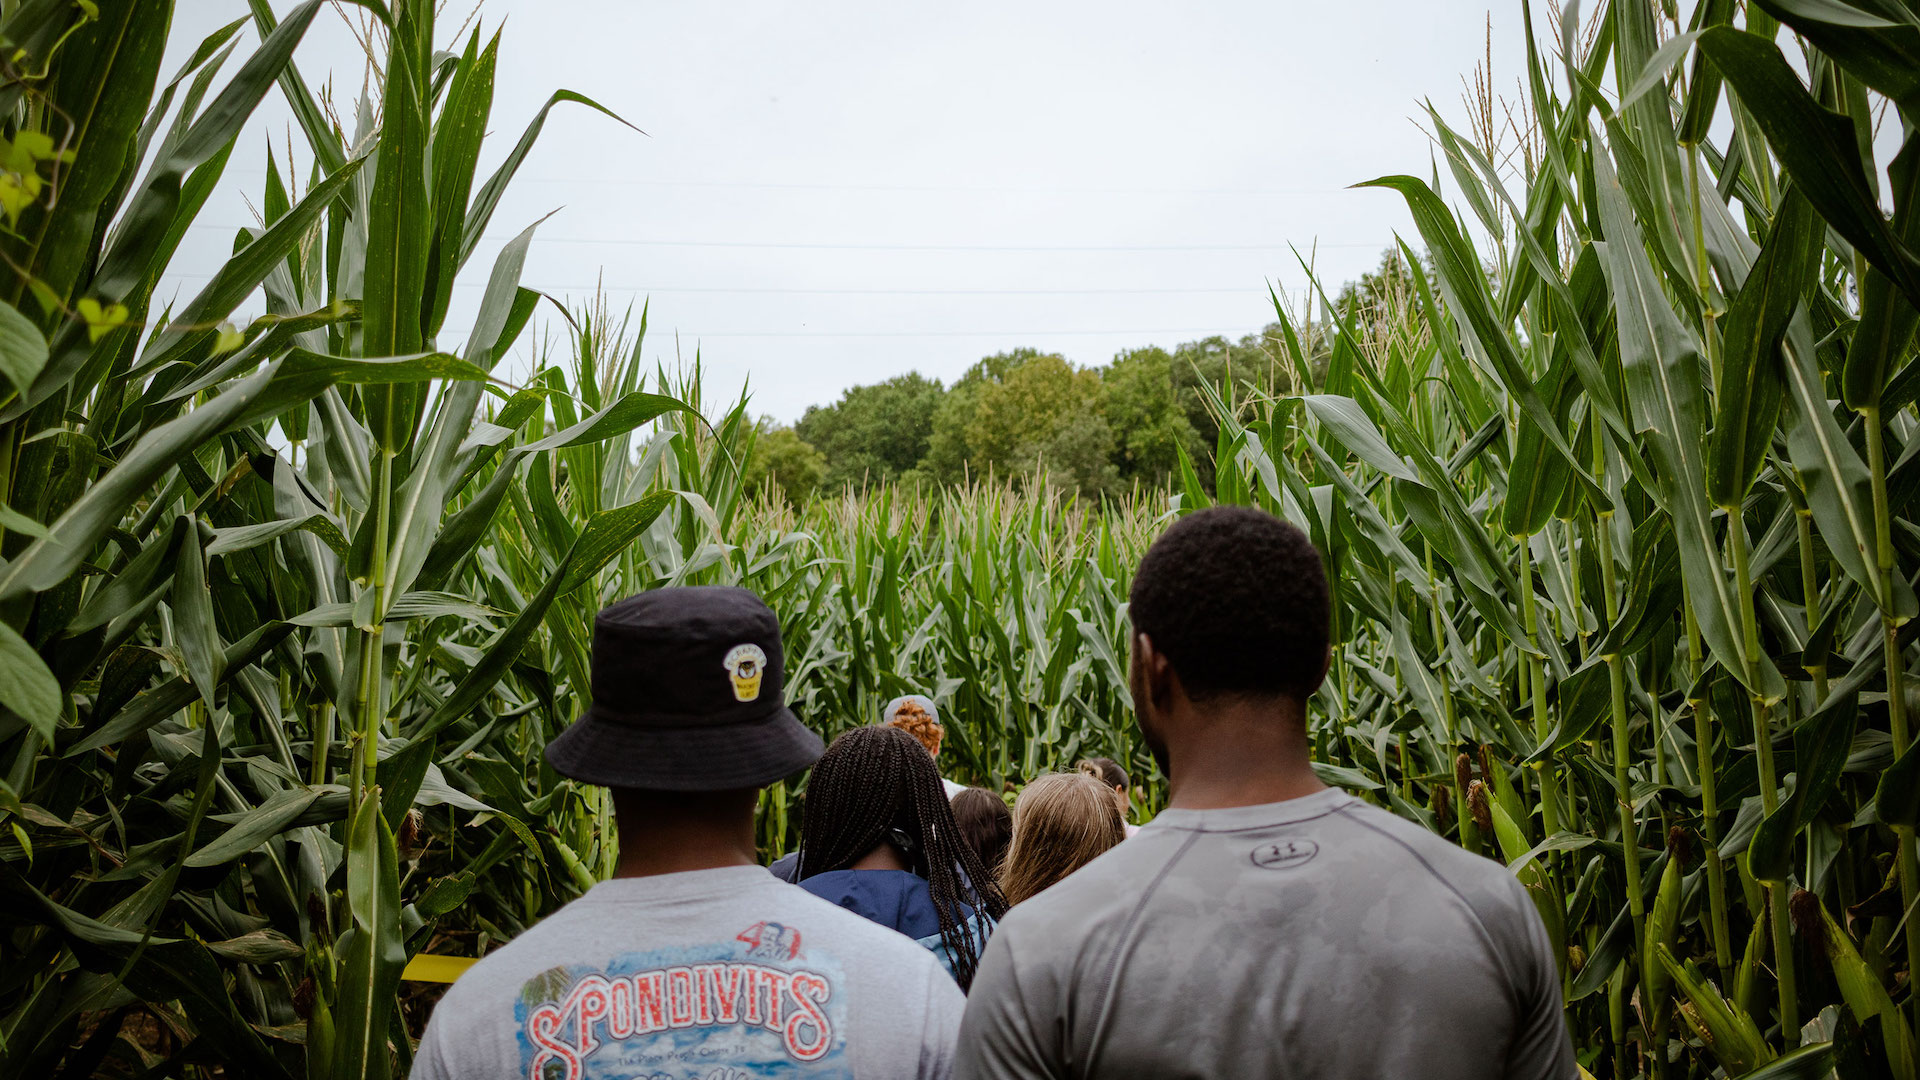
[[693, 964, 718, 1025], [571, 975, 611, 1056], [632, 970, 667, 1035], [523, 961, 837, 1080], [711, 963, 746, 1023], [742, 965, 764, 1026], [786, 971, 834, 1062], [605, 977, 634, 1040], [666, 966, 696, 1028], [759, 968, 788, 1033], [525, 1003, 580, 1080]]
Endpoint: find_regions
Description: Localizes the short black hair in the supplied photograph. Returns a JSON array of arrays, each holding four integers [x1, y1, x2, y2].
[[1128, 506, 1329, 701]]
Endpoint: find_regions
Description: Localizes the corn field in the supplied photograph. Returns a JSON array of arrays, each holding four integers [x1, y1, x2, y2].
[[1, 0, 1917, 1077]]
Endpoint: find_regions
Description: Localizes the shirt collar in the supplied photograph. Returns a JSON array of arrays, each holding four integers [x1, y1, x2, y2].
[[575, 865, 782, 904], [1146, 787, 1355, 833]]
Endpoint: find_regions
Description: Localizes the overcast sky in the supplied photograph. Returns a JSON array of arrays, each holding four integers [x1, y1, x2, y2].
[[161, 1, 1534, 423]]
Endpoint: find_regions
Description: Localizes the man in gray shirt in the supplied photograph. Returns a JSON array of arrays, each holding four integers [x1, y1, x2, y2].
[[415, 587, 965, 1079], [953, 508, 1575, 1079]]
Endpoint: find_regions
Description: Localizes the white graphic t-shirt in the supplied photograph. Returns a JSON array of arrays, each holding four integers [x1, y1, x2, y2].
[[413, 866, 965, 1079]]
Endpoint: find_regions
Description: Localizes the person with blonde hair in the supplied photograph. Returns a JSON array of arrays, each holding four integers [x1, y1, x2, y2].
[[885, 693, 966, 797], [998, 771, 1125, 906]]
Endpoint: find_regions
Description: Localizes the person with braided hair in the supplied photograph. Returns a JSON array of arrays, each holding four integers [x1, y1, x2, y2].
[[796, 725, 1009, 990], [762, 695, 964, 882]]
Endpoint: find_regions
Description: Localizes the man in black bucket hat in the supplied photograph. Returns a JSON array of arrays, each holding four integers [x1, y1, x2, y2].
[[543, 584, 823, 789], [416, 586, 967, 1080]]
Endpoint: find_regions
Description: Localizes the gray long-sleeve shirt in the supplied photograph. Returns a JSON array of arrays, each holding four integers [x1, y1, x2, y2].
[[953, 788, 1575, 1079]]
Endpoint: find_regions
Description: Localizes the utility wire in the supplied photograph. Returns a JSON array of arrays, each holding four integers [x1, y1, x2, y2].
[[540, 285, 1284, 295], [548, 327, 1269, 339], [507, 238, 1387, 252], [155, 274, 1307, 296], [184, 223, 1389, 253], [217, 171, 1352, 196]]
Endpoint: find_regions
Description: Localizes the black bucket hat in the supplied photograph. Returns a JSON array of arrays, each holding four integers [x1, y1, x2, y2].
[[544, 586, 824, 790]]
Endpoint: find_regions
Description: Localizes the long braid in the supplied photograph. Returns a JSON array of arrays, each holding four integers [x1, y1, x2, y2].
[[912, 757, 1008, 988], [796, 728, 902, 877], [797, 726, 1008, 989]]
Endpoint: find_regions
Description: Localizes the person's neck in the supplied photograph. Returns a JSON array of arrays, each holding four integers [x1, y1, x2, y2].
[[1163, 697, 1326, 811], [611, 788, 761, 879], [849, 843, 910, 872]]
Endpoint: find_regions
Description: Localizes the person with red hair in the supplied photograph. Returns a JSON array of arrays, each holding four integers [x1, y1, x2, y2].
[[885, 693, 965, 798]]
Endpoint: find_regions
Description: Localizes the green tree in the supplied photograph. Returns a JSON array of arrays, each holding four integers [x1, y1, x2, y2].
[[921, 349, 1117, 497], [794, 372, 945, 489], [921, 381, 981, 483], [1102, 346, 1201, 484], [922, 349, 1035, 482], [745, 424, 828, 507], [1016, 409, 1121, 498], [967, 353, 1105, 468], [1157, 332, 1275, 485]]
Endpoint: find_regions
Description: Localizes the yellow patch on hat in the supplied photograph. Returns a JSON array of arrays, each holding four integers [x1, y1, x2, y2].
[[723, 643, 768, 702]]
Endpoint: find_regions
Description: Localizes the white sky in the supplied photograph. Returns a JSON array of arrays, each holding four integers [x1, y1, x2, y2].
[[160, 1, 1535, 423]]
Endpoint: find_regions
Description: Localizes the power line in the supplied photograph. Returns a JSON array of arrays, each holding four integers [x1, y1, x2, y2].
[[506, 238, 1388, 252], [562, 285, 1278, 295], [268, 321, 1266, 342], [183, 224, 1392, 253], [217, 171, 1352, 197], [609, 327, 1267, 339], [153, 275, 1305, 296]]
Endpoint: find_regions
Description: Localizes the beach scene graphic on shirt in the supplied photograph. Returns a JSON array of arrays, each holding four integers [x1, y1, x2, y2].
[[514, 934, 849, 1080]]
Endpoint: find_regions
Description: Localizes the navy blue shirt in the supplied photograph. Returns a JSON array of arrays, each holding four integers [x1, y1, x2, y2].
[[796, 869, 969, 940], [767, 850, 800, 882]]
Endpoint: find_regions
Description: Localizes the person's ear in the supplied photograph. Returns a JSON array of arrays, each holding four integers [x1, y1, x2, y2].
[[1132, 632, 1174, 711]]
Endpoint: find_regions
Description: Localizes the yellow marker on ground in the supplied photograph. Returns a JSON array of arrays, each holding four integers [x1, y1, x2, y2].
[[402, 954, 479, 984]]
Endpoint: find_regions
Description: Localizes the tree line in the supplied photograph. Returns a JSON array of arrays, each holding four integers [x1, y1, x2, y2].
[[744, 250, 1424, 504]]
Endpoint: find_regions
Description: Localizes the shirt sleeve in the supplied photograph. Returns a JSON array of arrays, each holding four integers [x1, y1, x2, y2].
[[410, 976, 507, 1080], [952, 922, 1061, 1080], [1502, 878, 1580, 1080], [409, 1003, 457, 1080], [919, 955, 969, 1080]]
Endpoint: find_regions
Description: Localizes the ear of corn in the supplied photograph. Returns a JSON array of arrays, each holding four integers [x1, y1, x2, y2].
[[1808, 891, 1915, 1080], [1660, 944, 1773, 1076], [1641, 847, 1686, 1053]]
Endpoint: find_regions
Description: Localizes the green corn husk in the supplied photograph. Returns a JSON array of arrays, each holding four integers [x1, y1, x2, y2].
[[1803, 890, 1916, 1080], [1658, 944, 1773, 1076]]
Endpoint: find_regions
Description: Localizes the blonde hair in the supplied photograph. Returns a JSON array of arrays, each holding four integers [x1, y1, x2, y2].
[[886, 700, 944, 758], [999, 772, 1126, 906]]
